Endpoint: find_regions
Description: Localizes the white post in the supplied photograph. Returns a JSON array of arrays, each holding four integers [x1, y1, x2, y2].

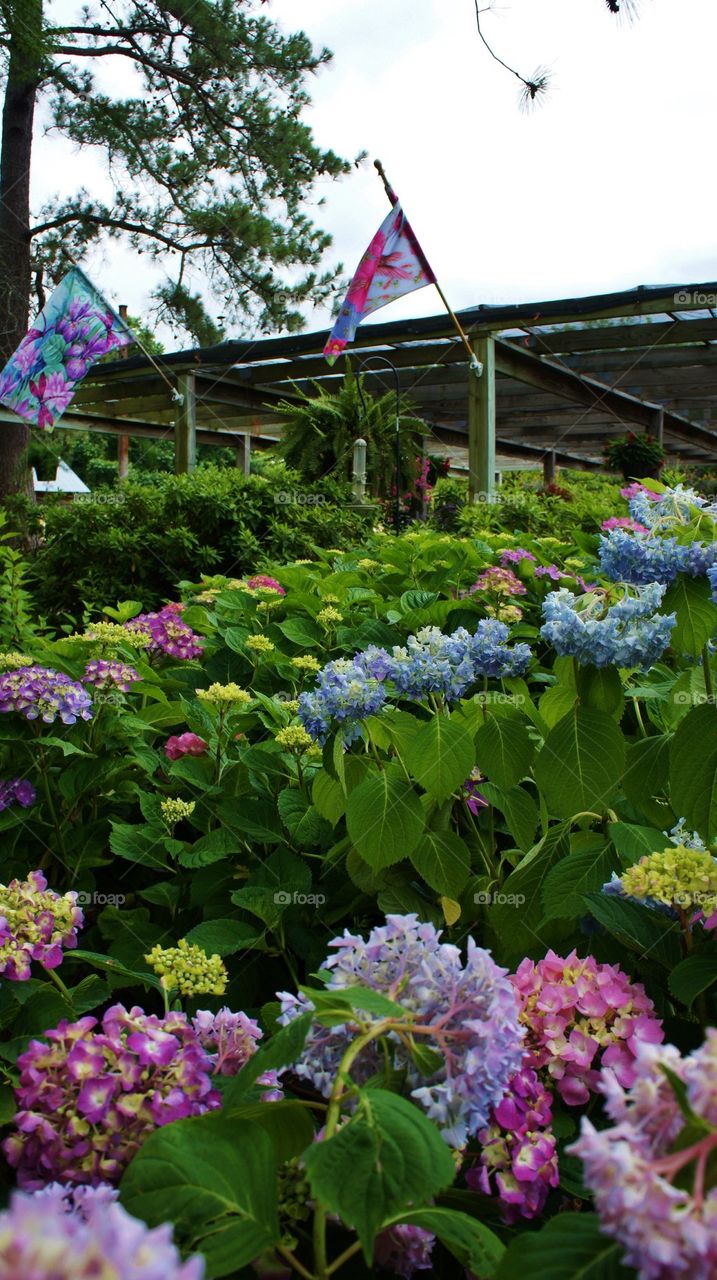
[[352, 437, 367, 501]]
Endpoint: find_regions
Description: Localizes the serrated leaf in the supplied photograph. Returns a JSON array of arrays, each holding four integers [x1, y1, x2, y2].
[[583, 892, 682, 968], [663, 576, 717, 656], [542, 844, 618, 921], [346, 767, 424, 869], [494, 1212, 630, 1280], [402, 714, 476, 801], [533, 707, 626, 819], [474, 714, 534, 790], [481, 782, 538, 852], [387, 1208, 504, 1274], [410, 831, 470, 897], [668, 954, 717, 1008], [670, 704, 717, 842], [184, 919, 261, 957], [222, 1011, 313, 1106]]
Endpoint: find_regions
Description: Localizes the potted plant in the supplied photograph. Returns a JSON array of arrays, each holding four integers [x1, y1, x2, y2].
[[604, 431, 666, 481]]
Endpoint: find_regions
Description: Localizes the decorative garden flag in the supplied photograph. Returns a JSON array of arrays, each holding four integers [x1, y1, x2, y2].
[[0, 266, 134, 430], [323, 200, 436, 364]]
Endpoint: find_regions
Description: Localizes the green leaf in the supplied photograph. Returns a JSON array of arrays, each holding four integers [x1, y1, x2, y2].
[[533, 707, 626, 819], [576, 665, 625, 720], [670, 704, 717, 842], [539, 682, 578, 728], [346, 766, 424, 869], [277, 790, 329, 846], [402, 714, 476, 801], [219, 1100, 314, 1162], [119, 1115, 279, 1279], [494, 1212, 631, 1280], [300, 983, 406, 1026], [623, 733, 673, 827], [480, 783, 539, 852], [542, 842, 619, 921], [312, 769, 346, 824], [178, 828, 239, 868], [387, 1208, 504, 1275], [474, 713, 534, 790], [669, 954, 717, 1008], [71, 949, 163, 992], [0, 1083, 17, 1125], [608, 822, 666, 866], [583, 892, 682, 968], [278, 616, 323, 647], [487, 823, 571, 963], [222, 1011, 313, 1107], [184, 919, 261, 957], [303, 1088, 455, 1260], [409, 830, 471, 897], [663, 576, 717, 656]]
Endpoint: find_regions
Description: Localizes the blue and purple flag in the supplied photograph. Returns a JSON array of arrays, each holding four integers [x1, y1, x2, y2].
[[323, 199, 436, 365], [0, 266, 134, 430]]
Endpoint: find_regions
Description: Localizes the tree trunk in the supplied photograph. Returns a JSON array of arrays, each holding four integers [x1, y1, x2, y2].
[[0, 0, 42, 501]]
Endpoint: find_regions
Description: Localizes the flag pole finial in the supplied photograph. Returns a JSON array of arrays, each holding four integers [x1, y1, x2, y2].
[[373, 158, 396, 205]]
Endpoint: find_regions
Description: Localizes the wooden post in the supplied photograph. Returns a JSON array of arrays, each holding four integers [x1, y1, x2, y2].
[[468, 336, 496, 503], [235, 433, 251, 475], [654, 407, 664, 446], [543, 450, 557, 487], [117, 305, 130, 481], [175, 372, 197, 474]]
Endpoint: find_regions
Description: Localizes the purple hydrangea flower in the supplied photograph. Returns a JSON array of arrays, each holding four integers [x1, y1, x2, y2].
[[0, 1185, 204, 1278], [0, 870, 83, 980], [82, 659, 140, 691], [0, 778, 37, 811], [499, 548, 536, 567], [125, 604, 204, 661], [278, 914, 524, 1147], [192, 1008, 283, 1098], [4, 1004, 221, 1186], [0, 666, 93, 724], [468, 1063, 559, 1221], [374, 1223, 435, 1277]]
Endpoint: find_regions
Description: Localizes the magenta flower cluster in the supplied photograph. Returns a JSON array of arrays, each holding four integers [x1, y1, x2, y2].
[[278, 914, 524, 1147], [0, 665, 93, 724], [512, 949, 663, 1106], [82, 658, 140, 690], [469, 1064, 558, 1221], [0, 1184, 203, 1278], [374, 1223, 435, 1277], [469, 566, 527, 597], [125, 603, 204, 660], [192, 1008, 282, 1098], [164, 731, 208, 761], [4, 1004, 221, 1187], [571, 1031, 717, 1279], [246, 574, 285, 594], [0, 777, 36, 812], [0, 870, 83, 981]]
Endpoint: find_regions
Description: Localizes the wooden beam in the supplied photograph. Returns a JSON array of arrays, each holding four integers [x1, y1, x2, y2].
[[468, 337, 496, 502], [175, 373, 197, 474]]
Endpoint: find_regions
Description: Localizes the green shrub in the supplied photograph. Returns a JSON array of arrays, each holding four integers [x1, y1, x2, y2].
[[22, 463, 377, 623], [432, 470, 624, 539]]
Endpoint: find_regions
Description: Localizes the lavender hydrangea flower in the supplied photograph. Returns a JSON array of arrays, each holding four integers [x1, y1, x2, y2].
[[298, 656, 388, 744], [0, 777, 36, 811], [82, 658, 140, 690], [570, 1033, 717, 1279], [4, 1004, 220, 1186], [278, 914, 524, 1147], [540, 584, 676, 669], [374, 1223, 435, 1277], [0, 1185, 204, 1278], [0, 870, 83, 980], [0, 666, 93, 724]]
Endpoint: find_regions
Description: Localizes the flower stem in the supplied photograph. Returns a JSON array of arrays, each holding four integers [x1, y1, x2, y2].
[[702, 646, 714, 703], [42, 965, 73, 1003]]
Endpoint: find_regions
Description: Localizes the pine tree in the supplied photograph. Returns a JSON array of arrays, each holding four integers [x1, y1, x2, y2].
[[0, 0, 352, 495]]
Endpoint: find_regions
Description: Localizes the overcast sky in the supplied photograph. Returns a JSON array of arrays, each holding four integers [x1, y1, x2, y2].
[[35, 0, 717, 346]]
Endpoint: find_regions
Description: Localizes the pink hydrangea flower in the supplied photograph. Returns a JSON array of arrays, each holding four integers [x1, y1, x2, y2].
[[0, 871, 83, 980], [620, 482, 661, 501], [511, 950, 664, 1106], [125, 605, 203, 660], [246, 575, 285, 595], [469, 567, 527, 597], [164, 732, 208, 761], [601, 516, 649, 533], [469, 1064, 559, 1221]]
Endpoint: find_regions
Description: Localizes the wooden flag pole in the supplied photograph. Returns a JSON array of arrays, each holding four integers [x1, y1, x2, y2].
[[373, 159, 482, 376]]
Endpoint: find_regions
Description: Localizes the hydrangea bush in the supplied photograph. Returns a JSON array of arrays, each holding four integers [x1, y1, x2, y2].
[[0, 478, 716, 1278]]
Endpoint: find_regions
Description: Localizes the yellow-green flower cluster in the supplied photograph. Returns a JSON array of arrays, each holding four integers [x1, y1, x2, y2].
[[357, 558, 379, 571], [277, 697, 300, 714], [196, 683, 252, 707], [245, 635, 275, 655], [78, 621, 151, 651], [145, 938, 227, 996], [290, 655, 321, 673], [0, 652, 33, 671], [621, 845, 717, 915], [321, 594, 340, 604], [486, 603, 523, 624], [275, 725, 314, 752], [317, 607, 343, 627], [160, 797, 196, 827]]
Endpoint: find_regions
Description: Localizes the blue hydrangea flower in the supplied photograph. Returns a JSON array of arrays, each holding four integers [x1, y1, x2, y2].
[[540, 584, 675, 669], [298, 657, 387, 745], [277, 913, 524, 1148], [709, 566, 717, 606]]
